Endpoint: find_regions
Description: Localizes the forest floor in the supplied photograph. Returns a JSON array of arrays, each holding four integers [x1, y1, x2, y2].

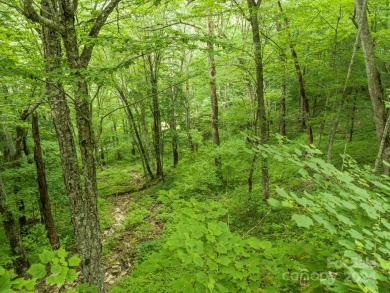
[[101, 170, 164, 291]]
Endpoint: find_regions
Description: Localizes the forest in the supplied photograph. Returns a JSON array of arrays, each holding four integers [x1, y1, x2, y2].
[[0, 0, 389, 292]]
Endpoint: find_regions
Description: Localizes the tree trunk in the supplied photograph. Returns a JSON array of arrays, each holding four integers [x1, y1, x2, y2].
[[140, 101, 155, 167], [348, 91, 358, 142], [116, 87, 154, 179], [171, 88, 179, 168], [185, 80, 195, 152], [279, 49, 287, 136], [277, 0, 313, 145], [207, 16, 220, 147], [247, 0, 269, 200], [326, 3, 364, 162], [0, 172, 30, 275], [146, 54, 163, 178], [32, 113, 60, 250], [356, 0, 390, 164]]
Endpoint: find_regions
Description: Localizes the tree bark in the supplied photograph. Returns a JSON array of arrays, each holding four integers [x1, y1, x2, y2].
[[279, 49, 287, 137], [32, 112, 60, 250], [0, 172, 30, 275], [145, 53, 163, 178], [171, 87, 179, 168], [207, 16, 220, 147], [374, 113, 390, 174], [247, 0, 269, 200], [356, 0, 390, 165], [348, 91, 358, 142], [185, 80, 195, 152], [116, 87, 154, 179]]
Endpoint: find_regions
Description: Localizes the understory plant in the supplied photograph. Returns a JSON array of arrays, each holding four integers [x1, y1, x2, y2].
[[258, 136, 390, 292], [0, 248, 81, 292]]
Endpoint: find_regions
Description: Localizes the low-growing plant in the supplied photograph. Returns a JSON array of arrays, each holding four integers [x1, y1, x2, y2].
[[0, 248, 81, 292], [258, 138, 390, 293]]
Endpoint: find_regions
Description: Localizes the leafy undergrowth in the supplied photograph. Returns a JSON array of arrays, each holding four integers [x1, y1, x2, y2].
[[97, 164, 144, 196]]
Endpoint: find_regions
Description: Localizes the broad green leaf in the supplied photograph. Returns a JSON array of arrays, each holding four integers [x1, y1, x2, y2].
[[68, 255, 80, 267], [360, 203, 378, 220], [66, 269, 78, 282], [349, 229, 364, 240], [0, 276, 12, 291], [46, 273, 66, 285], [27, 263, 46, 279], [39, 250, 54, 264], [275, 187, 288, 198], [267, 198, 282, 208], [51, 264, 62, 275], [292, 214, 313, 228], [57, 248, 68, 259], [339, 240, 355, 250], [24, 278, 36, 290], [336, 214, 354, 226]]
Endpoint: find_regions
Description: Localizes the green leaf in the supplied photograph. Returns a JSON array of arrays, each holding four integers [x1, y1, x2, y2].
[[68, 255, 80, 267], [0, 276, 12, 291], [275, 187, 288, 198], [46, 273, 66, 285], [57, 248, 68, 259], [339, 240, 355, 250], [349, 229, 364, 240], [39, 250, 54, 264], [24, 278, 36, 290], [27, 263, 46, 279], [267, 198, 282, 208], [195, 271, 208, 284], [51, 264, 62, 275], [360, 203, 378, 220], [193, 254, 204, 267], [292, 214, 313, 228], [336, 214, 354, 226], [66, 269, 78, 282], [52, 257, 60, 265]]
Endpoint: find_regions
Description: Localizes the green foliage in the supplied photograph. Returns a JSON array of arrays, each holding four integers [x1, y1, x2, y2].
[[258, 139, 390, 293], [114, 190, 281, 292], [125, 208, 150, 229], [170, 146, 223, 197], [0, 248, 80, 292], [97, 165, 139, 196]]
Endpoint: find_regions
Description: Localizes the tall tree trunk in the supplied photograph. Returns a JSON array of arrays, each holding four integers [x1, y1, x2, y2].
[[185, 80, 195, 152], [32, 113, 60, 250], [356, 0, 390, 166], [207, 16, 220, 147], [374, 113, 390, 174], [348, 91, 358, 142], [171, 87, 179, 168], [247, 0, 269, 200], [146, 54, 163, 178], [279, 49, 287, 137], [277, 1, 313, 145], [140, 101, 155, 167], [0, 172, 30, 275], [21, 0, 120, 288], [116, 87, 154, 179]]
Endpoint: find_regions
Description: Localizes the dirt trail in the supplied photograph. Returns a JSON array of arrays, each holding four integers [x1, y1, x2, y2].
[[102, 171, 164, 290], [35, 170, 162, 292]]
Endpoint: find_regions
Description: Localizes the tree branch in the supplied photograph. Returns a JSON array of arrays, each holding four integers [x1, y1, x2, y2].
[[21, 0, 64, 32], [80, 0, 122, 67]]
